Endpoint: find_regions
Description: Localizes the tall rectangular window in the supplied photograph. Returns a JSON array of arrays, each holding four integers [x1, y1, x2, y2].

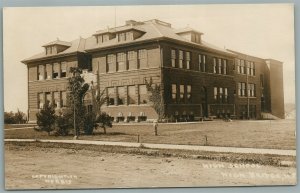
[[38, 65, 44, 80], [213, 58, 217, 73], [125, 32, 133, 41], [53, 63, 60, 79], [202, 55, 206, 72], [240, 60, 245, 74], [107, 87, 115, 105], [260, 74, 264, 87], [214, 87, 218, 100], [117, 52, 126, 71], [223, 59, 227, 75], [61, 91, 67, 107], [117, 86, 126, 105], [249, 62, 255, 76], [61, 62, 67, 78], [45, 92, 52, 105], [128, 51, 137, 70], [128, 86, 136, 105], [219, 87, 223, 102], [53, 91, 60, 108], [118, 33, 126, 42], [171, 49, 176, 67], [46, 64, 52, 79], [179, 85, 185, 103], [218, 58, 222, 74], [186, 52, 191, 69], [103, 35, 109, 42], [38, 93, 44, 109], [238, 82, 246, 96], [198, 54, 202, 71], [138, 49, 148, 69], [171, 84, 177, 103], [187, 85, 192, 103], [179, 50, 183, 68], [139, 85, 148, 104], [248, 83, 256, 97], [107, 54, 116, 72], [224, 88, 228, 102], [236, 59, 241, 73]]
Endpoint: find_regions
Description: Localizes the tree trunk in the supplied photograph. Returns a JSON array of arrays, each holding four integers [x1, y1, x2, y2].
[[103, 127, 106, 134]]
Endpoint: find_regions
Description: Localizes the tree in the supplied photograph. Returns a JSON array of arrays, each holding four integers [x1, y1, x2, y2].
[[145, 77, 165, 121], [4, 110, 27, 124], [55, 111, 72, 136], [95, 112, 112, 134], [67, 67, 89, 138], [4, 111, 15, 124], [36, 101, 56, 135], [14, 109, 26, 124]]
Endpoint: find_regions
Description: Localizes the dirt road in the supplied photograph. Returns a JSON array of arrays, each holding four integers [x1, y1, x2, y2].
[[5, 144, 296, 189]]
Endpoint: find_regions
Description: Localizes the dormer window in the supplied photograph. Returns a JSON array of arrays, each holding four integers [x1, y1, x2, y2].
[[176, 28, 203, 44], [117, 32, 133, 42], [43, 39, 71, 55], [46, 47, 52, 55], [96, 34, 110, 44]]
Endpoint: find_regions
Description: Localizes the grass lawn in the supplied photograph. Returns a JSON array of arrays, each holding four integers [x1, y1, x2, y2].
[[4, 119, 296, 150]]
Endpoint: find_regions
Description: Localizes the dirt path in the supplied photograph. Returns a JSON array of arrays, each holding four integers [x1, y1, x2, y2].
[[5, 145, 296, 189]]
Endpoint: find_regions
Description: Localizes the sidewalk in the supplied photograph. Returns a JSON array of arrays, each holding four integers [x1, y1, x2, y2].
[[5, 138, 296, 156]]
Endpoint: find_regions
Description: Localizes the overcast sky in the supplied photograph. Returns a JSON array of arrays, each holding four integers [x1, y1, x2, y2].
[[3, 4, 295, 113]]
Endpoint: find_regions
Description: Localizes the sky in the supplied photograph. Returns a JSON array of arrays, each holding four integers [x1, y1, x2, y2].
[[3, 4, 295, 113]]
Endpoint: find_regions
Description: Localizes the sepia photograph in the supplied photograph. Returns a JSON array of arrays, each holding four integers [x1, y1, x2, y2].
[[3, 4, 296, 189]]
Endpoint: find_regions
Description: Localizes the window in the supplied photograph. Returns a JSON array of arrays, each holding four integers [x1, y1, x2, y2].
[[125, 32, 133, 41], [128, 51, 137, 70], [138, 49, 148, 69], [139, 85, 148, 104], [61, 62, 67, 78], [53, 63, 59, 79], [61, 91, 67, 107], [223, 59, 227, 75], [96, 35, 103, 44], [45, 92, 52, 105], [179, 85, 185, 103], [53, 91, 60, 108], [171, 84, 177, 103], [236, 59, 240, 73], [118, 33, 126, 42], [238, 82, 246, 96], [171, 49, 176, 67], [117, 86, 126, 105], [117, 52, 126, 71], [187, 85, 192, 103], [240, 60, 245, 74], [179, 50, 183, 68], [224, 88, 228, 102], [213, 58, 217, 73], [186, 52, 191, 69], [38, 93, 44, 109], [199, 55, 206, 72], [214, 87, 218, 100], [219, 87, 223, 102], [107, 54, 116, 72], [46, 47, 52, 55], [260, 74, 264, 87], [46, 64, 52, 79], [218, 58, 222, 74], [128, 86, 136, 104], [249, 62, 255, 76], [107, 87, 115, 105], [248, 83, 256, 97], [38, 65, 44, 80], [103, 35, 109, 42]]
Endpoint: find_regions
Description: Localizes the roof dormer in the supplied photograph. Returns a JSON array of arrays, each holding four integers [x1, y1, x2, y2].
[[175, 27, 203, 44], [42, 39, 71, 55]]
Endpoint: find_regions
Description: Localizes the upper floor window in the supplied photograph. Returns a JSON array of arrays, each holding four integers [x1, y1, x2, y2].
[[38, 93, 44, 109], [53, 63, 60, 79], [224, 88, 228, 102], [213, 58, 217, 73], [61, 62, 67, 78], [118, 33, 126, 42], [223, 59, 227, 75], [138, 49, 148, 69], [45, 92, 52, 105], [117, 52, 126, 71], [38, 65, 44, 80], [218, 58, 222, 74], [46, 64, 52, 79], [186, 52, 191, 69], [214, 87, 218, 100], [219, 87, 223, 101], [260, 74, 264, 87], [199, 54, 206, 72], [187, 85, 192, 103], [240, 60, 245, 74], [128, 51, 137, 70], [179, 50, 183, 68], [179, 85, 185, 103], [61, 91, 67, 107], [249, 61, 255, 76], [46, 47, 52, 55], [171, 49, 176, 67], [107, 54, 116, 72]]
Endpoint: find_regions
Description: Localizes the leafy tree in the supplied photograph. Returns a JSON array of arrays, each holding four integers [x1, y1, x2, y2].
[[14, 109, 27, 124], [145, 77, 165, 121], [4, 112, 15, 124], [4, 110, 27, 124], [55, 111, 72, 136], [67, 67, 89, 137], [95, 112, 112, 134], [36, 101, 56, 135]]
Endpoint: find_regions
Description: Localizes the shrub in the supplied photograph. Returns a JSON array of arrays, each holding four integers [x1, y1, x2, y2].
[[36, 101, 56, 135], [55, 112, 72, 136], [95, 112, 113, 134]]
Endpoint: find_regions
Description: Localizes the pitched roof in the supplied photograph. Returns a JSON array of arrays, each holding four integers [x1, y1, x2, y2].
[[42, 39, 72, 47], [175, 27, 204, 35], [22, 38, 86, 63]]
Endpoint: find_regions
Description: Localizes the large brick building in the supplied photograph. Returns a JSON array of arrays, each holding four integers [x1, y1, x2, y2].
[[22, 19, 285, 122]]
